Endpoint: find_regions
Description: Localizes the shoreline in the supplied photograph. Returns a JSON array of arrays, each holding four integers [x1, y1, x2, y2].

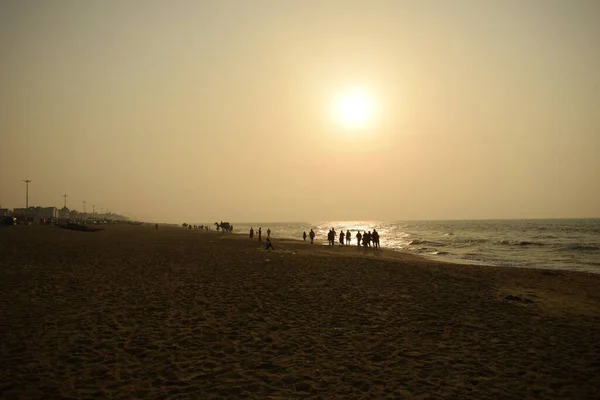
[[226, 220, 600, 274], [229, 230, 600, 276], [1, 224, 599, 398]]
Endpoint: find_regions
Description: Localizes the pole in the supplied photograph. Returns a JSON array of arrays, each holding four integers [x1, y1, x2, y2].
[[63, 194, 68, 208], [23, 180, 31, 208], [92, 204, 95, 213], [83, 201, 86, 213]]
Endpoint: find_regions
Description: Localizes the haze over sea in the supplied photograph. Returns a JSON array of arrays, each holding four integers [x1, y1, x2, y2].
[[225, 219, 600, 274]]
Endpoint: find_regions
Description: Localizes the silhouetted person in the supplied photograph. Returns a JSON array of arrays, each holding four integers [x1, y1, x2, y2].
[[309, 229, 315, 244], [373, 229, 380, 248], [327, 229, 334, 245], [356, 231, 362, 246], [346, 230, 351, 245], [339, 230, 345, 245], [258, 227, 262, 242], [303, 231, 307, 241], [155, 223, 159, 231], [265, 237, 274, 250], [250, 227, 254, 239], [267, 228, 271, 238]]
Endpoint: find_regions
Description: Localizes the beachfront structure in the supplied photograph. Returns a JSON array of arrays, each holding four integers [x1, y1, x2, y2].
[[69, 210, 82, 220], [0, 208, 10, 216], [13, 206, 58, 221]]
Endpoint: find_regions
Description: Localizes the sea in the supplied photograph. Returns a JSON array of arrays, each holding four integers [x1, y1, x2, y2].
[[225, 219, 600, 274]]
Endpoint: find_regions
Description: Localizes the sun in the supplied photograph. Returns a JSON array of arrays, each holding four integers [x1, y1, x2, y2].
[[331, 88, 377, 130]]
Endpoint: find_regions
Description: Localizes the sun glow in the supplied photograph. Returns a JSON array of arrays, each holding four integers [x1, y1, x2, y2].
[[331, 88, 377, 130]]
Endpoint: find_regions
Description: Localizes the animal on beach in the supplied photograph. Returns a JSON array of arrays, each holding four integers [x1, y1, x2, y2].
[[215, 221, 233, 232]]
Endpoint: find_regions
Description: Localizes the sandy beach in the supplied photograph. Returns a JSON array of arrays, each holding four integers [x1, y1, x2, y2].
[[1, 224, 599, 399]]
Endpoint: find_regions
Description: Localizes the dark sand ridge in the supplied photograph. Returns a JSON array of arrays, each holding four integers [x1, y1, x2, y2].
[[1, 224, 599, 399]]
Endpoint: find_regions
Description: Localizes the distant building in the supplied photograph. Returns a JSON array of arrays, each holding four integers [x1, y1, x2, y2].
[[13, 207, 58, 221], [59, 207, 70, 219], [0, 208, 9, 216], [41, 207, 58, 219]]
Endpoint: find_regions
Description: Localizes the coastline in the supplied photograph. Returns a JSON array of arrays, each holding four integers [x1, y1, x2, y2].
[[229, 220, 600, 274], [1, 224, 599, 398]]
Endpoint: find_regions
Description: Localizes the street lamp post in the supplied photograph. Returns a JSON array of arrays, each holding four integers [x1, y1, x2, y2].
[[23, 180, 31, 208]]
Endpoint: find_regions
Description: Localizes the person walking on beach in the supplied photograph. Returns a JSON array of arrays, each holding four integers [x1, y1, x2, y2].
[[155, 223, 159, 231], [265, 237, 275, 250], [250, 227, 254, 239], [346, 230, 351, 245], [303, 231, 307, 241], [373, 229, 380, 248], [339, 230, 345, 245], [267, 228, 271, 239], [258, 227, 262, 242], [309, 229, 315, 244], [356, 231, 362, 246]]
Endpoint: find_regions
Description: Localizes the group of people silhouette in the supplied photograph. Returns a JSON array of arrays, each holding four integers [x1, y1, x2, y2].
[[356, 229, 381, 248], [249, 227, 272, 241], [247, 226, 381, 250], [249, 227, 274, 249], [302, 229, 316, 244], [301, 228, 380, 248], [181, 223, 210, 230]]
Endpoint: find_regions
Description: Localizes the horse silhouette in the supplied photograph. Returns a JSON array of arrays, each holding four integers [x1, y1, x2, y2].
[[215, 221, 233, 232]]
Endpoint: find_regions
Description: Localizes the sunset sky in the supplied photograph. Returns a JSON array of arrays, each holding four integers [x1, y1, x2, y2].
[[1, 0, 599, 222]]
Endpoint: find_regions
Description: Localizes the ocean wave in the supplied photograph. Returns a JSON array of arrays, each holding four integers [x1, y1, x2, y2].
[[451, 242, 475, 248], [556, 226, 600, 234], [461, 255, 529, 267], [498, 240, 545, 246], [432, 251, 450, 255], [462, 254, 485, 261], [559, 244, 599, 252], [586, 261, 600, 266], [408, 239, 447, 247], [458, 238, 489, 244]]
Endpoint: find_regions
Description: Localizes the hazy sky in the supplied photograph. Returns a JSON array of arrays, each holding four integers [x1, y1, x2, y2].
[[1, 0, 599, 222]]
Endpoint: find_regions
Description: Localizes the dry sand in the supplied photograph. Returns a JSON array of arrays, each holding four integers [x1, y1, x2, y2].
[[1, 224, 599, 399]]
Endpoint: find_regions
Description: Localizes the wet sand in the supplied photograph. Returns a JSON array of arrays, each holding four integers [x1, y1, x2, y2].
[[1, 224, 599, 399]]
